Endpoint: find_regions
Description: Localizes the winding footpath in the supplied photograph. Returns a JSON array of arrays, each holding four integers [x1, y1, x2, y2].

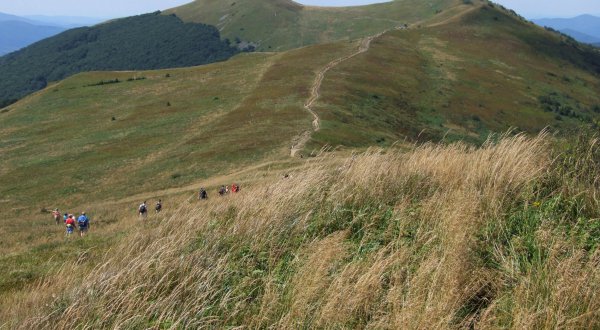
[[290, 28, 397, 157]]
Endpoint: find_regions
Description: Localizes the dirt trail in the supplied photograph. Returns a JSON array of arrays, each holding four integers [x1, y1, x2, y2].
[[290, 28, 399, 157], [95, 159, 297, 207], [289, 4, 478, 158], [99, 5, 477, 206], [425, 5, 479, 27]]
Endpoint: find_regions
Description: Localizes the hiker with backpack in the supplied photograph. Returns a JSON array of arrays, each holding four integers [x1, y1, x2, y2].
[[77, 212, 90, 237], [65, 215, 76, 237], [218, 186, 226, 196], [231, 183, 240, 193], [155, 199, 162, 213], [138, 201, 148, 219], [63, 212, 69, 223], [199, 188, 208, 200], [52, 208, 61, 225]]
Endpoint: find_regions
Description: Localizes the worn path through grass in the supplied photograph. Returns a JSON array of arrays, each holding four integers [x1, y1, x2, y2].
[[290, 26, 406, 157]]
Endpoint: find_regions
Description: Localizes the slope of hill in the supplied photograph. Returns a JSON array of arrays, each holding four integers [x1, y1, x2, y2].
[[166, 0, 462, 51], [0, 12, 238, 107], [1, 2, 600, 325], [309, 4, 600, 147], [534, 15, 600, 44], [0, 20, 65, 55], [1, 1, 599, 243], [6, 133, 600, 329]]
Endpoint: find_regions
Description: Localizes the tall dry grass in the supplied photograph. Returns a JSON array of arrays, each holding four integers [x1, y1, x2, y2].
[[5, 133, 600, 329]]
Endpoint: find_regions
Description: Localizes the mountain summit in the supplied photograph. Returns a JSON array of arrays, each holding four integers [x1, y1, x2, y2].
[[167, 0, 462, 50]]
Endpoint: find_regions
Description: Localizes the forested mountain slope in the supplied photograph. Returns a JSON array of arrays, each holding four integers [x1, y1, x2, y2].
[[0, 12, 238, 107]]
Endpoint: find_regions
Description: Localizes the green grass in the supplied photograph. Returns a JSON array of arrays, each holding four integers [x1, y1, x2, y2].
[[310, 5, 600, 147], [0, 41, 357, 296], [167, 0, 464, 51], [1, 2, 600, 318]]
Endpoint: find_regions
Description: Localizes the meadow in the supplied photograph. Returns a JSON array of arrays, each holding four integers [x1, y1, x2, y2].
[[1, 2, 600, 326], [3, 132, 599, 328]]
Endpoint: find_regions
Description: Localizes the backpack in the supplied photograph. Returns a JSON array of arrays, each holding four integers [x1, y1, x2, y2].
[[139, 204, 147, 213], [78, 217, 87, 227]]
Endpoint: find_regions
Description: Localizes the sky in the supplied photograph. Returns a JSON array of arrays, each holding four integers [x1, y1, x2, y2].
[[0, 0, 191, 18], [0, 0, 598, 19]]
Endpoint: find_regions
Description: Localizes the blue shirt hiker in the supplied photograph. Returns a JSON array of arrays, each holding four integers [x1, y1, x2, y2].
[[77, 212, 90, 237]]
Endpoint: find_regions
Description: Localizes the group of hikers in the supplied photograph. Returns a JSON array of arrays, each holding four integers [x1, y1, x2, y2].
[[53, 183, 241, 234], [137, 199, 162, 219], [51, 209, 90, 238], [135, 183, 241, 218], [199, 183, 240, 200]]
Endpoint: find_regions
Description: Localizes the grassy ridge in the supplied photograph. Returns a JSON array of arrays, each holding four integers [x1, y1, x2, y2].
[[2, 3, 600, 322], [311, 4, 600, 148], [5, 133, 599, 328], [0, 42, 358, 217], [167, 0, 463, 51], [0, 42, 357, 295]]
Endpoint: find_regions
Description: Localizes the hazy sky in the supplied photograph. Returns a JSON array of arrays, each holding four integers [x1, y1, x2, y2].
[[0, 0, 190, 18], [0, 0, 598, 18], [492, 0, 600, 18]]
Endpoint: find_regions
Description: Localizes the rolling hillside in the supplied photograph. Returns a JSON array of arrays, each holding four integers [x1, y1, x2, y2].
[[0, 12, 238, 108], [1, 1, 600, 244], [166, 0, 462, 51], [1, 1, 600, 327], [310, 4, 600, 147]]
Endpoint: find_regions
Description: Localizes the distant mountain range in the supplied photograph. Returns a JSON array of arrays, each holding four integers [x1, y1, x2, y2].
[[0, 12, 106, 55], [533, 15, 600, 45], [22, 15, 107, 28]]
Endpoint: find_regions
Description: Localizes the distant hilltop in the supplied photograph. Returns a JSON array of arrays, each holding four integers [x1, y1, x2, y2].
[[0, 12, 106, 56], [533, 14, 600, 45]]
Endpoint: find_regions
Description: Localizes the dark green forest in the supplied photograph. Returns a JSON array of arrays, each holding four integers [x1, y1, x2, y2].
[[0, 12, 239, 107]]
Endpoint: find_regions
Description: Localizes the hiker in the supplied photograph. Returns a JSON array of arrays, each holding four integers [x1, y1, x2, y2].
[[65, 215, 76, 237], [199, 188, 208, 200], [155, 199, 162, 213], [225, 185, 230, 194], [138, 201, 148, 219], [77, 212, 89, 237], [63, 213, 69, 223], [218, 185, 226, 196], [231, 183, 240, 193], [52, 208, 61, 225]]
